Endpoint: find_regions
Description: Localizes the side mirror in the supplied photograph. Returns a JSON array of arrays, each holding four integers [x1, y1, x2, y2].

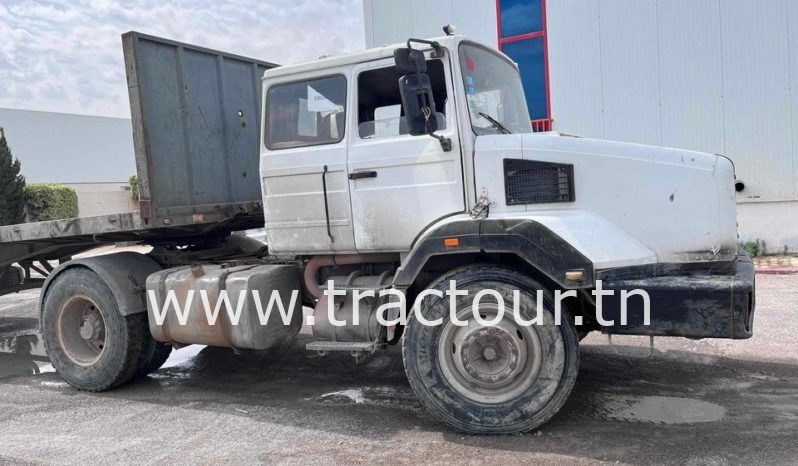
[[393, 44, 452, 151], [398, 73, 439, 136]]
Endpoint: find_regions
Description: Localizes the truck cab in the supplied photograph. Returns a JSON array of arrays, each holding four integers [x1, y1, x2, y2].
[[21, 32, 755, 435], [259, 35, 741, 268], [250, 35, 755, 432]]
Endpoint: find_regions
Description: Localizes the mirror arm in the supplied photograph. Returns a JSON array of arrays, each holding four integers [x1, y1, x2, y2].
[[406, 38, 445, 58], [429, 132, 452, 152]]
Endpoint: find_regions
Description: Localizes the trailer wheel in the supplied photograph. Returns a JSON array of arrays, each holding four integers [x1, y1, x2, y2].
[[135, 338, 172, 378], [402, 265, 580, 434], [0, 264, 24, 289], [42, 268, 146, 392]]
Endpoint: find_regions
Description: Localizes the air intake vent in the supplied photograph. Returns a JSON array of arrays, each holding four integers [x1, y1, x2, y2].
[[504, 159, 575, 205]]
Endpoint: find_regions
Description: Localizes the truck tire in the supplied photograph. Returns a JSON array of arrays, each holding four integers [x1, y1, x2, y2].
[[135, 338, 172, 378], [402, 265, 580, 434], [0, 264, 24, 289], [41, 268, 147, 392]]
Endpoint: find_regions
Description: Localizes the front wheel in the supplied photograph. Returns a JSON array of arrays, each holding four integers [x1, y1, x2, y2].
[[402, 265, 580, 434]]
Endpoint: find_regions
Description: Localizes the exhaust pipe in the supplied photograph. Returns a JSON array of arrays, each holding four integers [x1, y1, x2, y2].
[[303, 254, 398, 299]]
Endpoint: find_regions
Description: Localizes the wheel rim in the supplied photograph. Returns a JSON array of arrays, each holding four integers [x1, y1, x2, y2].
[[438, 305, 543, 404], [57, 295, 107, 366]]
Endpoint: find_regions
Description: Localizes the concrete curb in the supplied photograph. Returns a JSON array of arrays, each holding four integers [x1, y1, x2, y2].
[[755, 267, 798, 275]]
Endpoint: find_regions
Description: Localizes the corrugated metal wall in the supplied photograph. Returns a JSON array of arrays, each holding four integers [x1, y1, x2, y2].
[[547, 0, 798, 204], [363, 0, 498, 48]]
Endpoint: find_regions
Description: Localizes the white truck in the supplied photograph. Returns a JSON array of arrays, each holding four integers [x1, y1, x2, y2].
[[0, 31, 754, 434]]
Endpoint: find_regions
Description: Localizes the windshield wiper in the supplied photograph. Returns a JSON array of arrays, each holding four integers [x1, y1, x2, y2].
[[478, 112, 511, 134]]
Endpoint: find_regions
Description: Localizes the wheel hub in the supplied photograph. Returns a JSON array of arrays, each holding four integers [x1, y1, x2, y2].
[[79, 314, 102, 340], [57, 297, 107, 366], [481, 346, 497, 361], [438, 306, 545, 404], [459, 326, 521, 387]]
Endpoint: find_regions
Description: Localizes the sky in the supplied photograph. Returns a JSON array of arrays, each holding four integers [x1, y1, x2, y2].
[[0, 0, 365, 118]]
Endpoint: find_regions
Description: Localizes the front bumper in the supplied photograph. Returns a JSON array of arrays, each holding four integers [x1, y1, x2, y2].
[[599, 253, 755, 340]]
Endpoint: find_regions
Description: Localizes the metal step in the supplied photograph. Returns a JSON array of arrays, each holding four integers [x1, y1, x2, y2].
[[305, 340, 378, 353]]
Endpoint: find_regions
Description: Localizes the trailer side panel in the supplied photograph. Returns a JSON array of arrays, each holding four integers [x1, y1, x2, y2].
[[123, 31, 276, 228]]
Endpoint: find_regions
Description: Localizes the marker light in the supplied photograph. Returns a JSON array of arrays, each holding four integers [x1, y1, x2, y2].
[[565, 270, 584, 281]]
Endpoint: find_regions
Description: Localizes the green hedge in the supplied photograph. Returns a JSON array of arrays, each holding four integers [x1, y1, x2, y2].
[[129, 174, 139, 200], [25, 184, 79, 222]]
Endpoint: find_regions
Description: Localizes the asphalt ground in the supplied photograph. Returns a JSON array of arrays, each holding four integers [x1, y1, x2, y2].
[[0, 273, 796, 464]]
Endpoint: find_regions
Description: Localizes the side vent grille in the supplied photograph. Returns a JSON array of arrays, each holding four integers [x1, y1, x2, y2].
[[504, 159, 575, 205]]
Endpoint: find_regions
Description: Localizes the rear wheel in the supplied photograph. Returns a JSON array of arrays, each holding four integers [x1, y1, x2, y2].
[[135, 338, 172, 378], [42, 268, 147, 391], [402, 265, 580, 434]]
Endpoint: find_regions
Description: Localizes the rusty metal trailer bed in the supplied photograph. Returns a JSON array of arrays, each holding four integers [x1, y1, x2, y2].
[[0, 32, 277, 295]]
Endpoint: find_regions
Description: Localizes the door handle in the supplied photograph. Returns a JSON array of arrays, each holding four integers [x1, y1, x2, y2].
[[348, 170, 378, 180]]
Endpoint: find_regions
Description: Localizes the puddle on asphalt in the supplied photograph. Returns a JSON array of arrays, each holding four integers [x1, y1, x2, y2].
[[316, 385, 420, 411], [321, 388, 367, 403], [600, 395, 726, 424]]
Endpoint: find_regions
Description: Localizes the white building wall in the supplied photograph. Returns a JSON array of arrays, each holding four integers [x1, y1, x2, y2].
[[546, 0, 798, 251], [363, 0, 498, 48], [657, 1, 725, 154], [719, 0, 793, 203], [737, 201, 798, 254], [66, 183, 138, 218], [363, 0, 798, 251], [597, 0, 661, 145], [0, 108, 135, 184]]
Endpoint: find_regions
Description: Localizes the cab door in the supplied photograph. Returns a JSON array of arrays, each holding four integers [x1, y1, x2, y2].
[[260, 71, 357, 254], [347, 56, 465, 252]]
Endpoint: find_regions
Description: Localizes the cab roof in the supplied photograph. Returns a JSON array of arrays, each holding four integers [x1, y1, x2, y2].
[[262, 35, 503, 80]]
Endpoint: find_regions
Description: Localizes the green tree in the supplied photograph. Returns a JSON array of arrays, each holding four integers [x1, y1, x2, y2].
[[0, 127, 27, 225]]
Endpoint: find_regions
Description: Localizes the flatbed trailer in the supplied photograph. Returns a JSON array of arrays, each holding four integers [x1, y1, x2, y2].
[[0, 32, 276, 294]]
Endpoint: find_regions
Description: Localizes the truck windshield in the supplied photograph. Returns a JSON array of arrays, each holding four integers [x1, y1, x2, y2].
[[458, 43, 532, 135]]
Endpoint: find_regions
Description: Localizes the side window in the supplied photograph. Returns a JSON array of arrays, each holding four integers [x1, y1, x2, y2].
[[357, 60, 447, 139], [265, 75, 346, 150]]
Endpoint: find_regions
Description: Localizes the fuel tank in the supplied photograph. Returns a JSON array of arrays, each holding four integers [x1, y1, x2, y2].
[[145, 263, 303, 350]]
